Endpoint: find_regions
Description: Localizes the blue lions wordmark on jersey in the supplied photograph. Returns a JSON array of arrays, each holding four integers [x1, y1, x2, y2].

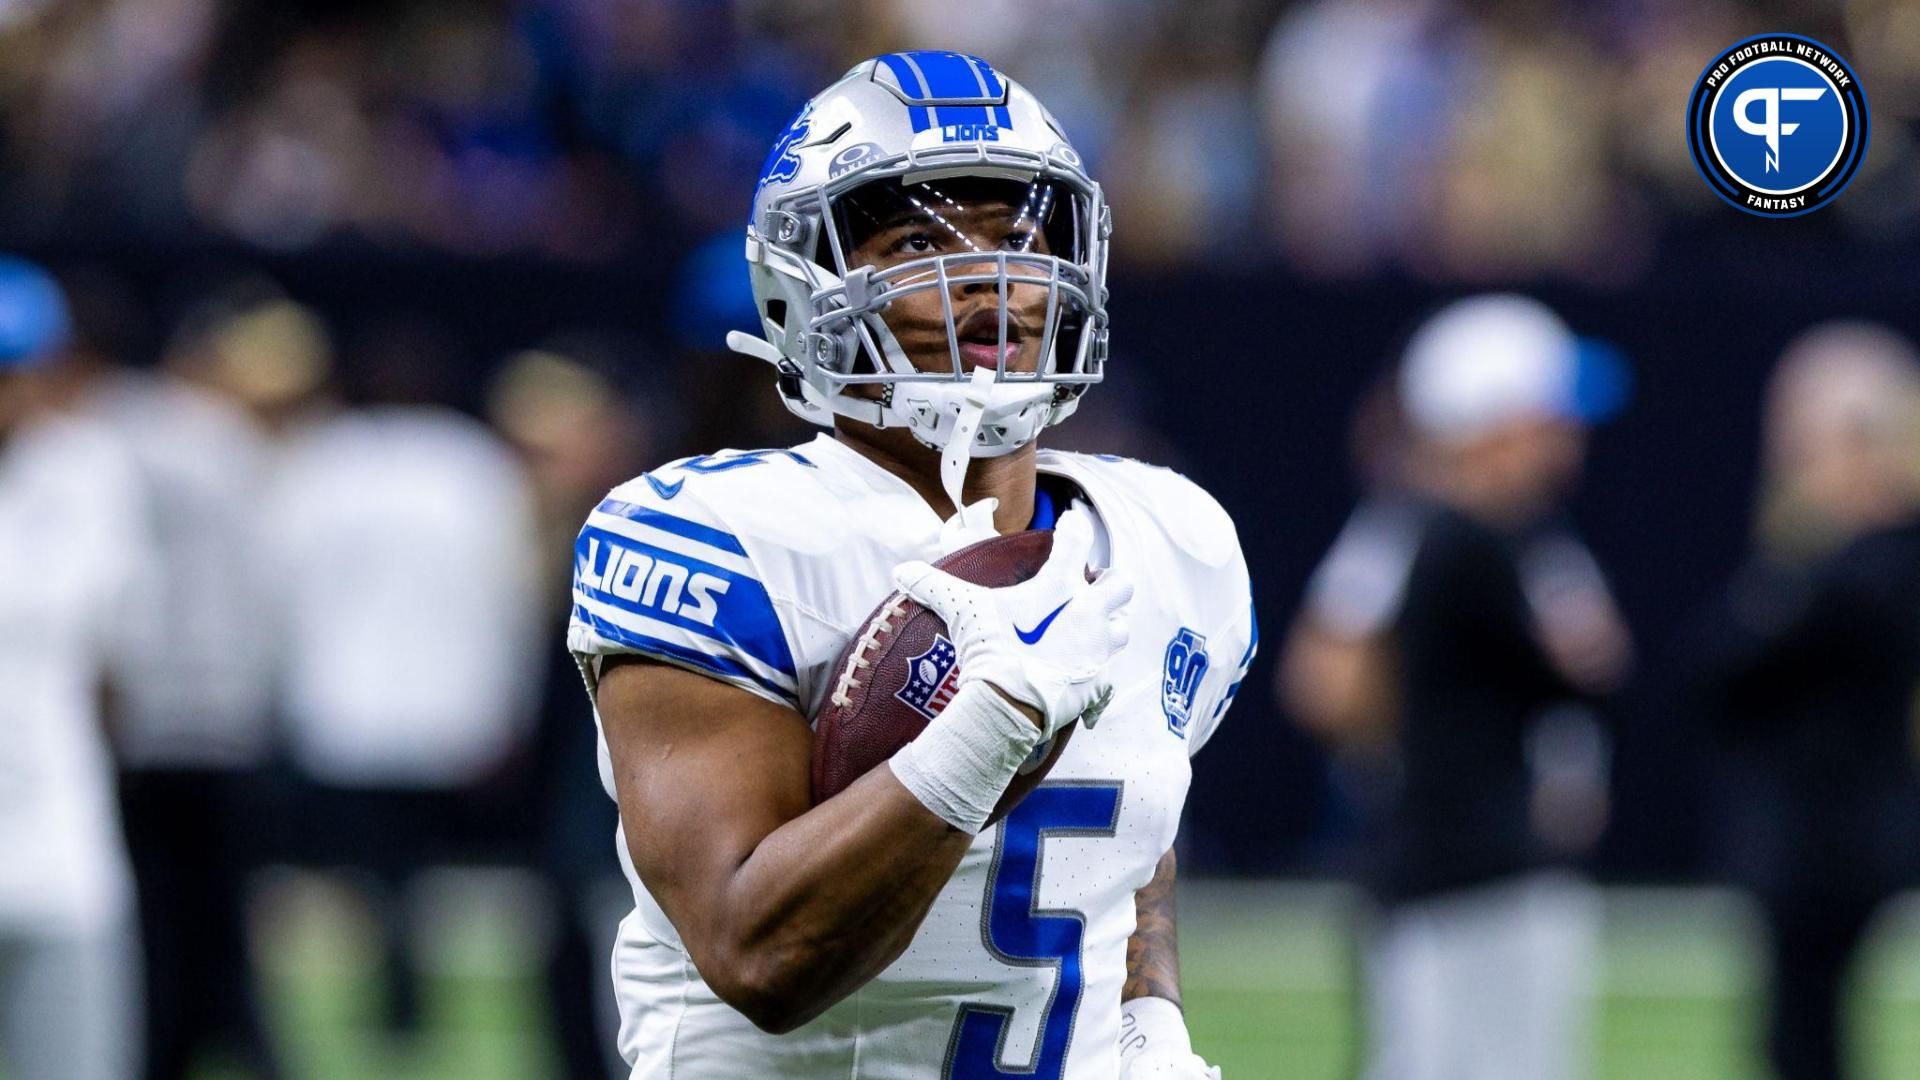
[[571, 494, 800, 708], [568, 435, 1255, 1080]]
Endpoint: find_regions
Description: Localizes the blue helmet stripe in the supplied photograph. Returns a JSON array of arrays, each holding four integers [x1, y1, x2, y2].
[[889, 53, 939, 131], [878, 52, 1007, 133], [964, 55, 1004, 98], [912, 51, 990, 99], [879, 53, 929, 97], [935, 105, 991, 127]]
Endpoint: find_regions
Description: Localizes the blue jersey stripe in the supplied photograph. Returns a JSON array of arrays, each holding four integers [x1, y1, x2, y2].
[[1213, 679, 1243, 720], [1211, 599, 1259, 721], [574, 525, 797, 678], [594, 498, 748, 557], [574, 604, 797, 706], [1240, 600, 1260, 666]]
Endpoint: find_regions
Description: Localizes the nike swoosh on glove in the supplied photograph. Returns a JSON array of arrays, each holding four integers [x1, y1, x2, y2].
[[891, 506, 1132, 737]]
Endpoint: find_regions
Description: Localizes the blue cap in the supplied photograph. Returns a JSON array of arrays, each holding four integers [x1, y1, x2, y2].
[[0, 256, 70, 370], [1571, 337, 1632, 425], [1402, 295, 1631, 440]]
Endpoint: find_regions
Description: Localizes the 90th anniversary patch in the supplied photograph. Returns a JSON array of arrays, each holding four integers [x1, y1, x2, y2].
[[1686, 34, 1869, 218]]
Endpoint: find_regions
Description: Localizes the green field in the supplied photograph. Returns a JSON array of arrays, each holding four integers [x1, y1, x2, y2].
[[180, 876, 1920, 1079], [1179, 883, 1920, 1079]]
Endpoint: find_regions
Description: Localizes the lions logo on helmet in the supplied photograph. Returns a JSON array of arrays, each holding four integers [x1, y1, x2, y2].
[[728, 52, 1111, 485], [756, 102, 814, 192]]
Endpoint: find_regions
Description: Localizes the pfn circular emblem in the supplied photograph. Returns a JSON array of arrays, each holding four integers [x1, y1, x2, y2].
[[1686, 34, 1869, 218]]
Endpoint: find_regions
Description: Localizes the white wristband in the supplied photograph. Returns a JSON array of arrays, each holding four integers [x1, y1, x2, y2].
[[888, 681, 1042, 834], [1119, 996, 1193, 1063]]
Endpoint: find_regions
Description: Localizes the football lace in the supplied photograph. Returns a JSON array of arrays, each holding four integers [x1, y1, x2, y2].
[[829, 593, 911, 708]]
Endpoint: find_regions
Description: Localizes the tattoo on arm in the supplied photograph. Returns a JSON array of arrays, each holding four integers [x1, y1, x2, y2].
[[1123, 848, 1181, 1004]]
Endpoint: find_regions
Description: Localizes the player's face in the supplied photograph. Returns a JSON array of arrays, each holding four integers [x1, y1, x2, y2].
[[0, 369, 33, 435], [1491, 416, 1586, 504], [841, 179, 1062, 378]]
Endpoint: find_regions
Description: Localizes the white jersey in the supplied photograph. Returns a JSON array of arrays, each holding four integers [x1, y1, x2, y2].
[[80, 372, 275, 769], [568, 434, 1255, 1080], [0, 417, 145, 935], [263, 406, 543, 789]]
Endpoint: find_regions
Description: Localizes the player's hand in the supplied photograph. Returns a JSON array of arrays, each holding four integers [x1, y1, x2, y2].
[[1119, 997, 1219, 1080], [892, 506, 1131, 737], [1120, 1048, 1222, 1080]]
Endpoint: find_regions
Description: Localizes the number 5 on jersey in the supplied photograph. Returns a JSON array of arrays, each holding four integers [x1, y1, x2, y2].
[[945, 782, 1124, 1080]]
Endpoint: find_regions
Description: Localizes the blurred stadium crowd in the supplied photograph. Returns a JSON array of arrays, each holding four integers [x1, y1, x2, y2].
[[3, 0, 1920, 1078], [4, 0, 1920, 275]]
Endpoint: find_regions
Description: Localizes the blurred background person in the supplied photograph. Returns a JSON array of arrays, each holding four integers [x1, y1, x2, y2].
[[1280, 295, 1630, 1080], [164, 285, 341, 442], [1695, 323, 1920, 1080], [486, 345, 654, 1080], [0, 255, 146, 1080], [259, 320, 544, 1046], [62, 278, 284, 1080]]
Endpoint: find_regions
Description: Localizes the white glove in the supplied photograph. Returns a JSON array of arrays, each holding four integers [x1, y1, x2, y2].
[[1119, 997, 1220, 1080], [891, 506, 1132, 737], [886, 505, 1131, 833]]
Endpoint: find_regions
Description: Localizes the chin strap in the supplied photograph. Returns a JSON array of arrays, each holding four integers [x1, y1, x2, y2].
[[732, 330, 1022, 485], [724, 330, 783, 364], [728, 330, 888, 426], [941, 366, 998, 532]]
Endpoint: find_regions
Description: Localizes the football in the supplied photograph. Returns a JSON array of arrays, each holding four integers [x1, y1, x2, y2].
[[811, 529, 1075, 825]]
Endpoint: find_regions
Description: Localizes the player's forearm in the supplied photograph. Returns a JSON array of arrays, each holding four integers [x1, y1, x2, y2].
[[1123, 848, 1183, 1004], [1119, 856, 1217, 1078], [603, 662, 975, 1034], [688, 764, 973, 1032]]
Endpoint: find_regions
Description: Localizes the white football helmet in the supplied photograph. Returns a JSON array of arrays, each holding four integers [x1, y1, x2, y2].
[[730, 52, 1110, 477]]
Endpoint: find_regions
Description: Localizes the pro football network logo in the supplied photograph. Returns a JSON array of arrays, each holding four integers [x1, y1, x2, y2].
[[1686, 34, 1868, 218], [897, 634, 961, 720]]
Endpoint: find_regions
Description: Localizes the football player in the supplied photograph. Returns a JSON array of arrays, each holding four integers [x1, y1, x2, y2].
[[570, 52, 1255, 1079]]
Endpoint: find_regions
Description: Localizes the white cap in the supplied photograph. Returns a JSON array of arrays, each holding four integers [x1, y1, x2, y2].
[[1399, 294, 1585, 443]]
